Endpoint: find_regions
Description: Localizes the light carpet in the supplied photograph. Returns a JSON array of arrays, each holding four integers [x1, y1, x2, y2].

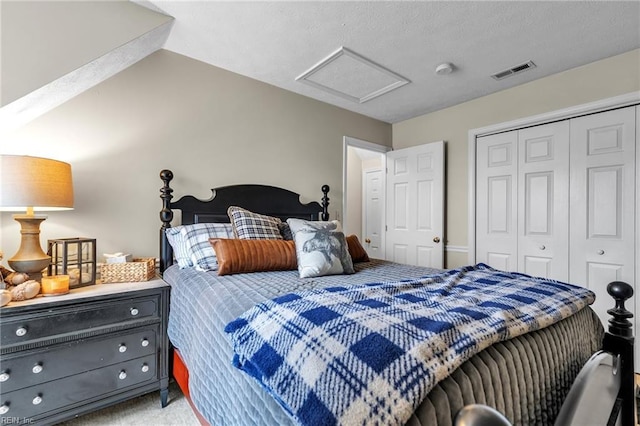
[[58, 381, 199, 426]]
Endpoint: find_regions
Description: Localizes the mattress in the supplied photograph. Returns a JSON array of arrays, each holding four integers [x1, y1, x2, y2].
[[165, 260, 604, 426]]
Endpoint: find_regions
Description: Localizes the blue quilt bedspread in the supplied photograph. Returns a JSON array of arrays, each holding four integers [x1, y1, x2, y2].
[[225, 264, 595, 426]]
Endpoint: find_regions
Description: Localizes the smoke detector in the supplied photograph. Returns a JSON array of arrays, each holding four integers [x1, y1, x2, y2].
[[435, 62, 454, 75]]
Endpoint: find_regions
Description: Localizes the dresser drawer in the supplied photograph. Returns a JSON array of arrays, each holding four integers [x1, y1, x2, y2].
[[0, 280, 169, 424], [1, 295, 159, 348], [1, 328, 157, 393], [0, 354, 157, 420]]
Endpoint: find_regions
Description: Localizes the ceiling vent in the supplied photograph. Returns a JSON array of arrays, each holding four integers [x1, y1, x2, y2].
[[491, 61, 536, 80]]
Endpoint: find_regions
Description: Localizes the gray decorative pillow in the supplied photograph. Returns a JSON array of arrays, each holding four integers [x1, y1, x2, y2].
[[287, 218, 355, 278], [227, 206, 284, 240], [165, 223, 235, 270]]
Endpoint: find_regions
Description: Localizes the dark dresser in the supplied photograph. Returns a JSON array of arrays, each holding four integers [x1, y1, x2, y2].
[[0, 278, 170, 425]]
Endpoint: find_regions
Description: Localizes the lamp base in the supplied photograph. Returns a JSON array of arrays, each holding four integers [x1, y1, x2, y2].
[[8, 214, 51, 281]]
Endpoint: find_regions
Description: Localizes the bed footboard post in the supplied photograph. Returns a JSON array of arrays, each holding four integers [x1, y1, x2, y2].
[[321, 185, 330, 221], [159, 169, 174, 274], [603, 281, 635, 426]]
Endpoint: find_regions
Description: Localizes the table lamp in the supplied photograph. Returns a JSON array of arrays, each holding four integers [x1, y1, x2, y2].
[[0, 155, 74, 280]]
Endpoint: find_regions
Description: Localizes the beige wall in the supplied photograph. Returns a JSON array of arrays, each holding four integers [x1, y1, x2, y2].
[[393, 49, 640, 268], [1, 50, 391, 267]]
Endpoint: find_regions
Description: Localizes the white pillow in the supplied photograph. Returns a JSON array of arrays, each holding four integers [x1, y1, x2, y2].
[[287, 218, 355, 278], [165, 223, 234, 271]]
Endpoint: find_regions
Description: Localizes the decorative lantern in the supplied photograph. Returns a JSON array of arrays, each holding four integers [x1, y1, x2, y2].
[[47, 238, 96, 288]]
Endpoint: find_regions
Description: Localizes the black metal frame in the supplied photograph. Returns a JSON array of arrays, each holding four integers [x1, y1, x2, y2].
[[159, 169, 330, 273]]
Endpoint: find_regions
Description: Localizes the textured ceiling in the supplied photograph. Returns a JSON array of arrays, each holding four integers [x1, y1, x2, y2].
[[139, 1, 640, 123]]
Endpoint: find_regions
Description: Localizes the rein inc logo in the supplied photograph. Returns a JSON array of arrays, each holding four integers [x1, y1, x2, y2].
[[0, 418, 34, 425]]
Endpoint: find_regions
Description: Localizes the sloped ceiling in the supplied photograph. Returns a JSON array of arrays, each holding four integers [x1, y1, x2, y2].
[[0, 1, 173, 135]]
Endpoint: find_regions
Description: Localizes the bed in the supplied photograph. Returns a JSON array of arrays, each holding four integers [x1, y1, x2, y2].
[[157, 169, 632, 426]]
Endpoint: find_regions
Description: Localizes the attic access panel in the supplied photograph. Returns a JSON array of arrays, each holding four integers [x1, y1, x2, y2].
[[296, 47, 410, 104]]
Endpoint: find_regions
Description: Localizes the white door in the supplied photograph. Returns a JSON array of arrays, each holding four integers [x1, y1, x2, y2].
[[569, 106, 636, 335], [386, 141, 444, 268], [475, 131, 518, 271], [363, 169, 384, 259], [517, 121, 570, 281]]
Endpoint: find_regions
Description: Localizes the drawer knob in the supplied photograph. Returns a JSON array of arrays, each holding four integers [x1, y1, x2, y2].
[[118, 371, 127, 380], [141, 364, 149, 373], [539, 245, 546, 250], [119, 344, 127, 353], [130, 308, 139, 316], [0, 372, 9, 382], [0, 404, 9, 415], [597, 249, 605, 255], [15, 327, 27, 337], [141, 339, 150, 347], [32, 396, 42, 405], [32, 364, 43, 374]]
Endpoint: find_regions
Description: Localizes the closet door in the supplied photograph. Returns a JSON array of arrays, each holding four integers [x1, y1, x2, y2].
[[569, 106, 636, 327], [476, 131, 518, 271], [517, 122, 570, 281]]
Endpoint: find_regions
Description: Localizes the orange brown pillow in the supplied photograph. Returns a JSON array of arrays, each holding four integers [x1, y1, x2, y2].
[[210, 238, 297, 276], [346, 235, 370, 263]]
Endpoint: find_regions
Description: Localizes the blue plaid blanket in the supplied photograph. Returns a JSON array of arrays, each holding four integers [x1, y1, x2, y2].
[[225, 264, 595, 426]]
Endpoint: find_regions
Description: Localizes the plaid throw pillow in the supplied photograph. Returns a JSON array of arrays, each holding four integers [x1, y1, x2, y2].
[[227, 206, 284, 240], [165, 223, 234, 271], [166, 227, 194, 268]]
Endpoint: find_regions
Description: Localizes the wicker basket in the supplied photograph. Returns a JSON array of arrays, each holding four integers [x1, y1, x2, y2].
[[101, 257, 156, 283]]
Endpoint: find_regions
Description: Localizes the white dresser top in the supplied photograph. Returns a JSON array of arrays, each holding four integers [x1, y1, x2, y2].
[[2, 277, 168, 309]]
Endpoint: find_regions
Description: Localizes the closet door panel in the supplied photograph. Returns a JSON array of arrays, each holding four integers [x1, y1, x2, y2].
[[517, 121, 570, 281], [476, 131, 518, 271], [570, 106, 636, 328]]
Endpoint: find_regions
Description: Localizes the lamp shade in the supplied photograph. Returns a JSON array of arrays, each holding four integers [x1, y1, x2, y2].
[[0, 155, 74, 211]]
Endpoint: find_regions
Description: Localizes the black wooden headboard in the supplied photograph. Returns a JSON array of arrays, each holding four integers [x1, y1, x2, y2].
[[159, 169, 330, 273]]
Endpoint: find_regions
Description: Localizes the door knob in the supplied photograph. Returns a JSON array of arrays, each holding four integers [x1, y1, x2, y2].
[[365, 238, 371, 244], [433, 237, 441, 243]]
